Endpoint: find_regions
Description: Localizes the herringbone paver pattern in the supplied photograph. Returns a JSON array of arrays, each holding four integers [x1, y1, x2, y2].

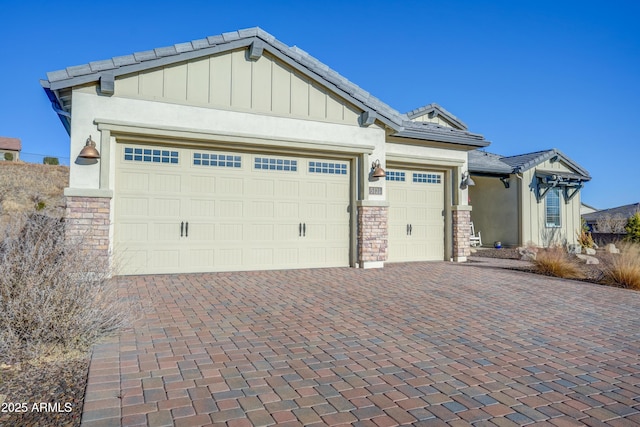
[[81, 261, 640, 426]]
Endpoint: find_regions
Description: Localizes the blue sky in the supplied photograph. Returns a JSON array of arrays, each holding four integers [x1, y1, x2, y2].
[[2, 0, 638, 209]]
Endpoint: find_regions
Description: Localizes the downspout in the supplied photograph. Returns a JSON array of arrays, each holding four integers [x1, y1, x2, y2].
[[514, 171, 524, 246]]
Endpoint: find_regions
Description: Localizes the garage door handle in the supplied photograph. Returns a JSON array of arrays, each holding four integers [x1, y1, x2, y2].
[[406, 224, 409, 236], [185, 221, 189, 238], [181, 221, 184, 237], [299, 223, 302, 237], [303, 223, 306, 237], [409, 224, 413, 236]]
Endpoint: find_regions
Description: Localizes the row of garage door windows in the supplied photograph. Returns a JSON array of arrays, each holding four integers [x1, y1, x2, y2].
[[123, 147, 442, 183]]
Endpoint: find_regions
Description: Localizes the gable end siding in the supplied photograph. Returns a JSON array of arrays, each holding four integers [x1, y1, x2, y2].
[[113, 49, 363, 126]]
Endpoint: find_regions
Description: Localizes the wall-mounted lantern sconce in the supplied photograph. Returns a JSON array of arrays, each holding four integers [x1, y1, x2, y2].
[[78, 135, 100, 159], [371, 159, 386, 178], [460, 171, 475, 189]]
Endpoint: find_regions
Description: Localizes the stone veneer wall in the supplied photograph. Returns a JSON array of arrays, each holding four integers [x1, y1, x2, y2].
[[357, 205, 388, 264], [65, 196, 111, 263], [452, 209, 471, 261]]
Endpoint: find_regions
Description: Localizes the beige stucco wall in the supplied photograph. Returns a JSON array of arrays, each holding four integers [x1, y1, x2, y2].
[[520, 159, 582, 247], [468, 176, 519, 247]]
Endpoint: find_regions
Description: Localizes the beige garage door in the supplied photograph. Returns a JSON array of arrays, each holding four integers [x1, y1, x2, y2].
[[386, 169, 445, 262], [114, 144, 350, 275]]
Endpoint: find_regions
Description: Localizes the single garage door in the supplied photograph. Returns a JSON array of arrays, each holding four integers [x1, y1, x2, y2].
[[114, 143, 351, 275], [386, 169, 445, 262]]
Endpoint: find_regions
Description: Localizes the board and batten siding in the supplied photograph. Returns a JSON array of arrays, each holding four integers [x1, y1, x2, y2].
[[520, 159, 581, 247], [114, 49, 362, 126], [409, 114, 454, 128]]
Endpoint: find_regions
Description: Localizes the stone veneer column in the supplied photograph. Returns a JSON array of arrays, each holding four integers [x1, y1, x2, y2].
[[357, 202, 388, 268], [452, 206, 472, 262], [65, 196, 111, 264]]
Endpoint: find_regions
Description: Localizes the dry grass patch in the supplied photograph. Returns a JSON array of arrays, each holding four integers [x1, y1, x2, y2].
[[0, 162, 68, 223], [533, 245, 584, 280], [602, 242, 640, 290]]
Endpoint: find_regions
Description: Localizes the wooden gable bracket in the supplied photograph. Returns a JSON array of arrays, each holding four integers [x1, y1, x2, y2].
[[563, 182, 583, 203], [360, 110, 377, 127], [248, 40, 265, 60], [535, 179, 556, 202], [99, 73, 115, 95]]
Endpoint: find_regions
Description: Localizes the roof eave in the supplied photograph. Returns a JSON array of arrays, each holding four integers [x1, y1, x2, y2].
[[391, 130, 490, 148]]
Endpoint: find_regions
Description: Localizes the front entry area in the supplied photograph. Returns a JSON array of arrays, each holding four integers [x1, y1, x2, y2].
[[386, 169, 445, 262], [114, 143, 351, 275]]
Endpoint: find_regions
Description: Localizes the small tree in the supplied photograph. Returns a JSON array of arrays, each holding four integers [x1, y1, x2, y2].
[[43, 157, 59, 165], [4, 152, 14, 161], [624, 212, 640, 243]]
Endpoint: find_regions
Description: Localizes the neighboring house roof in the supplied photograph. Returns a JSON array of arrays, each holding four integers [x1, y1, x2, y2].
[[405, 103, 468, 130], [469, 148, 591, 180], [40, 27, 489, 148], [582, 203, 640, 223], [0, 137, 21, 151]]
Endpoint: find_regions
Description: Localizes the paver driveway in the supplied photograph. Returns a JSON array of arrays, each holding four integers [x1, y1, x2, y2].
[[82, 260, 640, 426]]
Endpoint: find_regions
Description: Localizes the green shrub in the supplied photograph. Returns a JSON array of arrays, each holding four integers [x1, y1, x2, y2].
[[4, 152, 13, 161], [0, 214, 136, 360], [533, 245, 583, 279], [603, 242, 640, 290], [43, 157, 59, 165], [624, 212, 640, 243], [35, 201, 46, 211]]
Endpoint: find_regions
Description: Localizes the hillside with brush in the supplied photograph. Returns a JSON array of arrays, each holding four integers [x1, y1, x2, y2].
[[0, 162, 68, 221]]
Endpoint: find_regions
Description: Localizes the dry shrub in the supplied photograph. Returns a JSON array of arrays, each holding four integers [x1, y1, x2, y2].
[[602, 242, 640, 290], [533, 245, 584, 279], [0, 214, 136, 361]]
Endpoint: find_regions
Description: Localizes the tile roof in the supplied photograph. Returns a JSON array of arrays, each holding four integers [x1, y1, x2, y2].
[[41, 27, 489, 147], [0, 137, 21, 151], [468, 150, 512, 174], [582, 203, 640, 222], [405, 103, 468, 130], [469, 148, 591, 180]]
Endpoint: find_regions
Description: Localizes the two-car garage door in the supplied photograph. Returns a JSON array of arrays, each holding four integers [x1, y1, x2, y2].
[[114, 144, 351, 275]]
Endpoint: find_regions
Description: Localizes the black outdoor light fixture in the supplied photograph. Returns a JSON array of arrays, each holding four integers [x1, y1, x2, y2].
[[78, 135, 100, 159]]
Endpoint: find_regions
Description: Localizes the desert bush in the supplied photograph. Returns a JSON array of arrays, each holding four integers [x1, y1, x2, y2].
[[0, 214, 135, 360], [43, 156, 60, 165], [533, 245, 583, 279], [4, 152, 13, 161], [576, 218, 595, 249], [602, 242, 640, 290], [624, 212, 640, 244]]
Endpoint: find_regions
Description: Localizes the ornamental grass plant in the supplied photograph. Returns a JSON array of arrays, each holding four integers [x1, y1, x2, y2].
[[602, 242, 640, 290], [532, 245, 584, 280]]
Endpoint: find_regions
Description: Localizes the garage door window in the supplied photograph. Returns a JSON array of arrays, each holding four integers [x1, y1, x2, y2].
[[193, 152, 241, 168], [309, 161, 347, 175], [413, 173, 441, 184], [254, 157, 297, 171], [124, 147, 178, 164], [385, 171, 406, 181]]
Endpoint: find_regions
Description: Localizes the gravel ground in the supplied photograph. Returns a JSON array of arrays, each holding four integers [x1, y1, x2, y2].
[[471, 246, 612, 283], [0, 356, 88, 426]]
